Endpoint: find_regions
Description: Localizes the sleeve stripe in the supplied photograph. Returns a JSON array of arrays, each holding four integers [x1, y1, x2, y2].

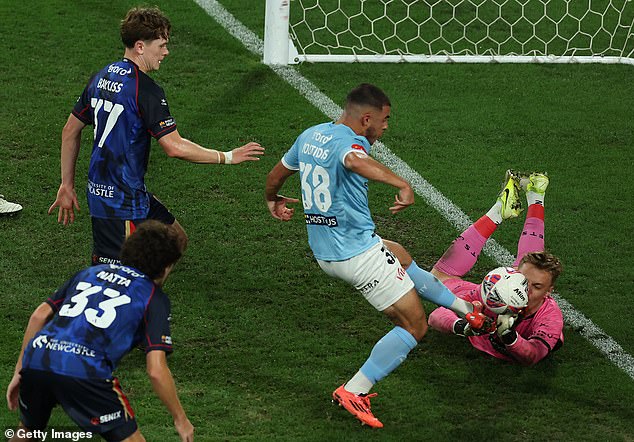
[[528, 336, 552, 352], [143, 286, 156, 348], [281, 156, 299, 171], [145, 344, 173, 352], [72, 107, 91, 124], [134, 65, 141, 118], [46, 297, 65, 312], [150, 125, 177, 139]]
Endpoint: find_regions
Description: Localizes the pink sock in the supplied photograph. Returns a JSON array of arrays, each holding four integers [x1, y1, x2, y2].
[[434, 216, 495, 277], [513, 205, 545, 267]]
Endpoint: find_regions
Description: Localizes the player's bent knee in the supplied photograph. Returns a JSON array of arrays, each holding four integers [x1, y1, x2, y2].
[[391, 311, 428, 341]]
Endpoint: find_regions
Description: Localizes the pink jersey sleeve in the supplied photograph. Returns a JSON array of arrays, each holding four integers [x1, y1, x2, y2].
[[441, 278, 482, 303], [428, 307, 460, 333], [505, 297, 564, 366]]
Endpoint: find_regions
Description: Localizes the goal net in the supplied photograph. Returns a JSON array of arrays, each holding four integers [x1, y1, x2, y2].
[[264, 0, 634, 65]]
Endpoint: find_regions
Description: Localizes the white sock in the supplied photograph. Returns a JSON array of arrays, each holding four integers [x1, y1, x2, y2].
[[449, 296, 472, 316], [526, 191, 544, 207], [486, 200, 503, 225], [345, 370, 374, 395]]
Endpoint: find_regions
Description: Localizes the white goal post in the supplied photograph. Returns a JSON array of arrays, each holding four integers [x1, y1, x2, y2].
[[264, 0, 634, 65]]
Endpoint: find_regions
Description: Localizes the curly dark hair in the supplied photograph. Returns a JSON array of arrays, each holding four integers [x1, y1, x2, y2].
[[120, 7, 171, 48], [520, 251, 563, 284], [120, 220, 182, 280], [345, 83, 391, 111]]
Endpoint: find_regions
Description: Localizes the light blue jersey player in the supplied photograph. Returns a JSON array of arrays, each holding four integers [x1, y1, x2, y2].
[[266, 84, 491, 428], [281, 122, 379, 261]]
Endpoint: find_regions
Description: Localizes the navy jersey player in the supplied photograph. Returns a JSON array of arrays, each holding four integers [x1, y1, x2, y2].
[[265, 84, 490, 428], [6, 221, 193, 442], [48, 6, 264, 265]]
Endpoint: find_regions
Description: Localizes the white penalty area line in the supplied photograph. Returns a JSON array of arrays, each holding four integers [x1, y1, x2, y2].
[[195, 0, 634, 381]]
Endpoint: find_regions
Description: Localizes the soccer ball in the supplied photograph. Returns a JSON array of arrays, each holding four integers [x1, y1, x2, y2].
[[480, 266, 529, 315]]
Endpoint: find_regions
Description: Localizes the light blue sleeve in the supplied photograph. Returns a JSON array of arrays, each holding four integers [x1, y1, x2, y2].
[[336, 134, 371, 167], [281, 138, 301, 171]]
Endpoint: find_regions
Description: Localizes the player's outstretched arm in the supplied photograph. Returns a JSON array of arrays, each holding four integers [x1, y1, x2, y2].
[[48, 114, 85, 225], [344, 152, 414, 214], [6, 303, 54, 410], [159, 130, 264, 164], [265, 161, 299, 221], [146, 351, 194, 442]]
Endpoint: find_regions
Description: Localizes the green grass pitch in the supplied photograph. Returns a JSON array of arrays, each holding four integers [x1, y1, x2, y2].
[[1, 1, 633, 440]]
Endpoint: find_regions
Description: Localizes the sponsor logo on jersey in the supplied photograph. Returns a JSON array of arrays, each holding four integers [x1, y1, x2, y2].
[[108, 64, 132, 76], [32, 334, 48, 349], [312, 131, 332, 144], [305, 213, 338, 227], [351, 144, 367, 153], [88, 180, 115, 199], [91, 410, 122, 425], [33, 337, 96, 358], [109, 264, 144, 278], [159, 118, 175, 128]]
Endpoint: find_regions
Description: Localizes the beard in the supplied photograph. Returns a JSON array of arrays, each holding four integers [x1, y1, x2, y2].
[[365, 126, 378, 144]]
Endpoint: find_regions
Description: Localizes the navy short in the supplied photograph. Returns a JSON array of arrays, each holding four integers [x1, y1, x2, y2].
[[19, 369, 137, 441], [91, 193, 175, 265]]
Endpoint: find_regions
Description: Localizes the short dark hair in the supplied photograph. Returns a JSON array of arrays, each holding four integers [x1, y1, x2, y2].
[[520, 251, 563, 285], [345, 83, 391, 111], [120, 220, 182, 279], [120, 7, 171, 48]]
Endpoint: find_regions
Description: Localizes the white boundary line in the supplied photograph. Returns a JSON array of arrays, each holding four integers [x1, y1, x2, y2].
[[194, 0, 634, 380]]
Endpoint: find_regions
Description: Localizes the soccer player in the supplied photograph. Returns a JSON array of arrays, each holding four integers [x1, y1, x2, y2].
[[265, 83, 490, 428], [48, 6, 264, 265], [6, 221, 193, 442], [0, 194, 22, 216], [426, 171, 564, 366]]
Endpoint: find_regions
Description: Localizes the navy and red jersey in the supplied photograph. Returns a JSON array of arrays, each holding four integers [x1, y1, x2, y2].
[[22, 264, 173, 380], [72, 58, 177, 220]]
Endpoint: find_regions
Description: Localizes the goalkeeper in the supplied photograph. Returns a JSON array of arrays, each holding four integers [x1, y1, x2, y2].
[[390, 171, 563, 366]]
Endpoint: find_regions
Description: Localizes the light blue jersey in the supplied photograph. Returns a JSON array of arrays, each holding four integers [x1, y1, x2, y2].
[[282, 122, 379, 261]]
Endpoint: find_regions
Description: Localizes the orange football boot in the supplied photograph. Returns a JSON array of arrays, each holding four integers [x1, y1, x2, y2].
[[332, 384, 383, 428]]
